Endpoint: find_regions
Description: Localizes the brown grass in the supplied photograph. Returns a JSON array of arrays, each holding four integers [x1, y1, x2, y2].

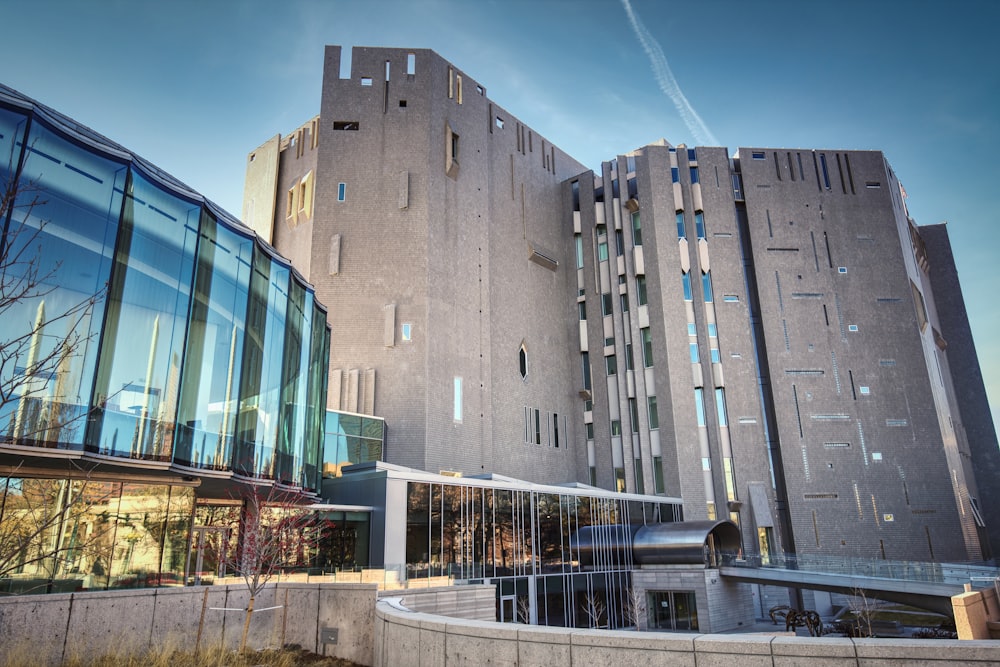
[[2, 644, 359, 667]]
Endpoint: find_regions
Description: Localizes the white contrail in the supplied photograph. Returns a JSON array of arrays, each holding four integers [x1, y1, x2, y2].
[[621, 0, 719, 146]]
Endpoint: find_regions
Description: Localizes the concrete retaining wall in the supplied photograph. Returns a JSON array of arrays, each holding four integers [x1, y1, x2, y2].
[[382, 585, 496, 621], [0, 582, 377, 666], [373, 599, 1000, 667]]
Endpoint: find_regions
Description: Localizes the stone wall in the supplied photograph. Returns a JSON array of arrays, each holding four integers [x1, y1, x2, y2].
[[374, 599, 1000, 667]]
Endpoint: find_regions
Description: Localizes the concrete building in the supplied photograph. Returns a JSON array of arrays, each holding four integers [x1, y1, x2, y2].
[[246, 46, 997, 568]]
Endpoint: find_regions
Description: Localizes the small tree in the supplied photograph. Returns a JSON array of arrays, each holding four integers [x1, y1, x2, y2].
[[623, 587, 646, 632], [583, 592, 606, 629], [216, 486, 321, 651], [516, 595, 531, 624]]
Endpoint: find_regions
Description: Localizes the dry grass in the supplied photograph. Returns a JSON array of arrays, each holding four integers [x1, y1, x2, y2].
[[2, 643, 359, 667]]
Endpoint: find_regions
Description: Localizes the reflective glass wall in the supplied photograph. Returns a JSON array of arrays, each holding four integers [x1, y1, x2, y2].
[[404, 479, 680, 628], [323, 411, 386, 477], [0, 477, 193, 593], [0, 89, 330, 490]]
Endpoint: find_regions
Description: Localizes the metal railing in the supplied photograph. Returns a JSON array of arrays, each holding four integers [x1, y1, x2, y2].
[[721, 552, 999, 587]]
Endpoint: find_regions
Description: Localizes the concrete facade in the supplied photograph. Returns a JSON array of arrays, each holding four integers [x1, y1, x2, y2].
[[246, 45, 997, 564], [631, 566, 755, 634]]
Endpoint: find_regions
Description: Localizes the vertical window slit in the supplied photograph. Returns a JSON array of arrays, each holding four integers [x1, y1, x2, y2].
[[844, 153, 856, 194], [774, 152, 781, 180], [792, 384, 803, 437], [811, 232, 820, 272], [836, 153, 846, 194]]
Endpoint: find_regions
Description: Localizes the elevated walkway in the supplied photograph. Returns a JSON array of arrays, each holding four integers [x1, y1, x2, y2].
[[720, 554, 998, 615]]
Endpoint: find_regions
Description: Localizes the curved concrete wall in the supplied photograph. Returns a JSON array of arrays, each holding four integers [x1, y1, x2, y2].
[[374, 599, 1000, 667]]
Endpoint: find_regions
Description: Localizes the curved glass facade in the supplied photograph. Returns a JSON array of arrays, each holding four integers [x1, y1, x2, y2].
[[0, 86, 330, 490]]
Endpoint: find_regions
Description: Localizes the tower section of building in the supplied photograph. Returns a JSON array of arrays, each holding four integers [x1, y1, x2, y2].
[[247, 47, 588, 483], [738, 148, 984, 562]]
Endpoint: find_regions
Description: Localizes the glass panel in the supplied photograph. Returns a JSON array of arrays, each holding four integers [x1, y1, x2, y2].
[[174, 216, 253, 469], [275, 280, 308, 485], [1, 118, 125, 449], [87, 169, 198, 460], [304, 301, 329, 491], [234, 248, 289, 477]]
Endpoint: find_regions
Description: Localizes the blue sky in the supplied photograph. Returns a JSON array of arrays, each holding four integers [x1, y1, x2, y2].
[[3, 0, 998, 424]]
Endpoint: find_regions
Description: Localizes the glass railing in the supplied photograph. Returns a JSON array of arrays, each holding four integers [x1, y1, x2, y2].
[[720, 551, 999, 587]]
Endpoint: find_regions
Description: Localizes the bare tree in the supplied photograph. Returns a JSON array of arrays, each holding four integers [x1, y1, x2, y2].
[[623, 587, 646, 632], [215, 487, 321, 651], [516, 595, 531, 624], [583, 592, 606, 629], [846, 588, 880, 638]]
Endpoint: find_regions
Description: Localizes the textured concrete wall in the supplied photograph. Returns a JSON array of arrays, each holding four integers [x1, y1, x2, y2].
[[0, 582, 377, 666], [373, 599, 1000, 667], [386, 584, 496, 621]]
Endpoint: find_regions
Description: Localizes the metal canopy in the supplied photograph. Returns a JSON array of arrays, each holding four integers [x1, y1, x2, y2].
[[633, 520, 741, 565]]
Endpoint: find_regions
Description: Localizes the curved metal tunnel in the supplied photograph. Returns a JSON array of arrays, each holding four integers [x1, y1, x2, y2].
[[571, 520, 741, 567]]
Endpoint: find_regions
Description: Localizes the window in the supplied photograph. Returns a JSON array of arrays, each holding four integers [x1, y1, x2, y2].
[[641, 327, 654, 367], [616, 229, 625, 256], [838, 266, 848, 274], [648, 396, 659, 429], [687, 148, 697, 161], [671, 167, 679, 183], [495, 116, 504, 129], [602, 292, 613, 316], [337, 182, 346, 202], [634, 459, 645, 494], [631, 211, 643, 246], [859, 386, 871, 395], [406, 52, 416, 75], [453, 377, 462, 421], [687, 322, 697, 336], [702, 271, 714, 303], [694, 388, 706, 427], [629, 398, 639, 432], [611, 420, 621, 436], [676, 212, 686, 239], [586, 423, 594, 439], [707, 323, 717, 337], [715, 388, 728, 426], [682, 272, 692, 301], [286, 185, 298, 220], [690, 167, 700, 184], [361, 77, 373, 86], [711, 348, 721, 363], [819, 153, 831, 189], [615, 468, 626, 493], [598, 240, 609, 262], [723, 294, 740, 303], [689, 343, 700, 363], [604, 336, 615, 347], [578, 302, 587, 320], [553, 413, 559, 447], [589, 466, 597, 486], [625, 343, 634, 371], [606, 354, 617, 375], [401, 323, 412, 341], [695, 212, 706, 239], [637, 276, 648, 305], [534, 409, 541, 444], [519, 344, 528, 380], [582, 352, 591, 390], [575, 235, 584, 268], [451, 131, 460, 161], [620, 294, 629, 312], [751, 151, 766, 160], [653, 456, 665, 493], [848, 324, 859, 332]]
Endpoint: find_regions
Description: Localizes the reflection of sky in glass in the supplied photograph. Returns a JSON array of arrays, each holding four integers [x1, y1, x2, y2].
[[323, 411, 385, 475]]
